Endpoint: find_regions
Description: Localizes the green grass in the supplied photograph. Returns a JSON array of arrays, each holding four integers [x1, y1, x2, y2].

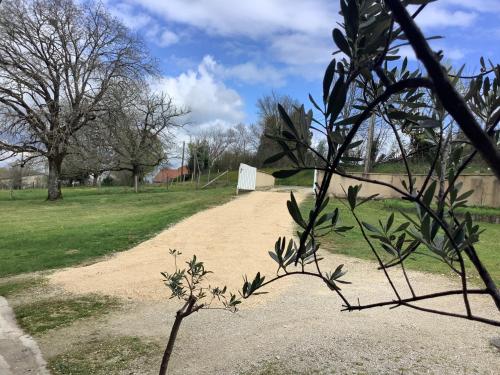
[[382, 199, 500, 220], [259, 168, 314, 187], [0, 278, 45, 297], [14, 295, 119, 335], [0, 185, 234, 277], [301, 197, 500, 285], [48, 336, 160, 375]]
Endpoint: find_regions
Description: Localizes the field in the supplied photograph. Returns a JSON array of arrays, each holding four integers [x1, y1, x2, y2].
[[301, 196, 500, 285], [1, 182, 498, 282], [1, 186, 499, 374], [0, 185, 234, 277], [1, 188, 498, 374]]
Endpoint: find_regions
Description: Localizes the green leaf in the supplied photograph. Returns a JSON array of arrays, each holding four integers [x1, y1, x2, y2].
[[362, 221, 380, 234], [394, 222, 410, 232], [287, 192, 307, 228], [422, 180, 437, 206], [309, 93, 323, 113], [419, 119, 441, 128], [323, 59, 336, 104], [332, 28, 351, 57], [341, 156, 363, 162], [329, 131, 344, 144], [346, 140, 363, 150], [455, 190, 474, 203], [347, 185, 359, 210], [277, 104, 298, 137], [264, 151, 287, 165], [327, 75, 347, 122], [386, 212, 394, 232], [388, 110, 408, 120], [357, 193, 379, 207], [336, 113, 362, 126], [272, 169, 301, 178], [268, 251, 279, 264]]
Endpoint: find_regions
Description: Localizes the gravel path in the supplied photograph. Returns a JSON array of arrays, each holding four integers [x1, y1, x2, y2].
[[45, 190, 500, 374]]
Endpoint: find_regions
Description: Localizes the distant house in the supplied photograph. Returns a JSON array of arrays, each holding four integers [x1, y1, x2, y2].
[[0, 170, 47, 189], [153, 166, 190, 183]]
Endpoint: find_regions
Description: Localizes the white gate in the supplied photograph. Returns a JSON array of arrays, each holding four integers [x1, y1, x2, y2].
[[237, 163, 256, 193]]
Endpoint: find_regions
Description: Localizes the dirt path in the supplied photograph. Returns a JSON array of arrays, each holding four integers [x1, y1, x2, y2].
[[46, 190, 500, 374], [50, 190, 304, 301]]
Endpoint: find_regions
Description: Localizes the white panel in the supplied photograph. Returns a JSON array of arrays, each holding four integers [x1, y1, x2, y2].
[[313, 169, 318, 193], [237, 163, 257, 191]]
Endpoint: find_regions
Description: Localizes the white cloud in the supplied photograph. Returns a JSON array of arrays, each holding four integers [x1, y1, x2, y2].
[[107, 2, 152, 30], [130, 0, 338, 39], [270, 33, 332, 66], [153, 56, 246, 133], [108, 0, 485, 82], [158, 30, 180, 47], [108, 1, 180, 47], [416, 7, 477, 29], [398, 43, 466, 62], [207, 58, 286, 87], [442, 0, 500, 13], [144, 24, 180, 47]]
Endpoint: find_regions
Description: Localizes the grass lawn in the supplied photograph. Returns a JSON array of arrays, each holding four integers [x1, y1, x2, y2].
[[0, 185, 235, 277], [48, 336, 160, 375], [301, 196, 500, 285], [14, 295, 119, 335]]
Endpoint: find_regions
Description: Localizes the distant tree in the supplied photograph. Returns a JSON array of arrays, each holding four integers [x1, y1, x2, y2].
[[207, 124, 260, 171], [0, 0, 153, 200], [197, 126, 235, 181], [8, 164, 22, 190], [105, 86, 186, 192], [187, 140, 210, 181], [62, 122, 113, 186]]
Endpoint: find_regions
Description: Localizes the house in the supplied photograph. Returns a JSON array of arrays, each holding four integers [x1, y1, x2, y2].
[[153, 166, 190, 183], [0, 170, 47, 189]]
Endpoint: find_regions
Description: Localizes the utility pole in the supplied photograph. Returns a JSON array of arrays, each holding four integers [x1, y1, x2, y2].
[[193, 144, 197, 185], [181, 141, 185, 182], [364, 114, 375, 176]]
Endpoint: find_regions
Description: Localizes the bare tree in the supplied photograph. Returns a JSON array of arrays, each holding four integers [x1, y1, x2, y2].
[[62, 121, 114, 185], [105, 86, 186, 192], [0, 0, 154, 200], [197, 126, 234, 181]]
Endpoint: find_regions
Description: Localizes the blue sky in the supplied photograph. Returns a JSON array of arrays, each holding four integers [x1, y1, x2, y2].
[[104, 0, 500, 136], [2, 1, 498, 168]]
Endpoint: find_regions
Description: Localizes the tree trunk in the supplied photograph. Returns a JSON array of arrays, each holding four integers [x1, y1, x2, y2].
[[134, 173, 138, 193], [47, 155, 63, 201], [92, 173, 100, 187], [159, 311, 184, 375], [363, 114, 375, 176]]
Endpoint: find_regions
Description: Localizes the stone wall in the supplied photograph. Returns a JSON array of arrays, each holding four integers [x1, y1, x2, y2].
[[317, 171, 500, 208], [255, 171, 275, 189]]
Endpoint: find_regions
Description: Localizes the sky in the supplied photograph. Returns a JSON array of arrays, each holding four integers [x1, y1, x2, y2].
[[1, 0, 500, 168], [104, 0, 500, 137]]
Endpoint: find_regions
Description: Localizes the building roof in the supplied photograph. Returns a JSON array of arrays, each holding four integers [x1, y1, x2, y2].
[[153, 166, 189, 183]]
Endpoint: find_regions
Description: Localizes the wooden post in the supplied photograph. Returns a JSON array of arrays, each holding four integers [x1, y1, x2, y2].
[[364, 114, 375, 176], [181, 141, 185, 182], [193, 145, 197, 185]]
